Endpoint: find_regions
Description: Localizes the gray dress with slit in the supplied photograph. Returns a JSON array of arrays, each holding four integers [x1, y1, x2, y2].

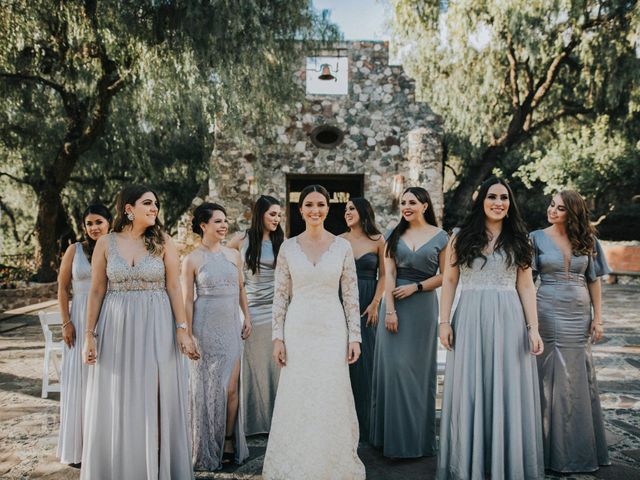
[[58, 243, 91, 464], [240, 238, 280, 435], [437, 250, 544, 480], [189, 250, 249, 470], [370, 229, 448, 458], [350, 251, 379, 442], [81, 233, 193, 480], [530, 230, 611, 473]]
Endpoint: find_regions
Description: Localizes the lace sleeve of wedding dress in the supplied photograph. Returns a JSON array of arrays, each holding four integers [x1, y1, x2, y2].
[[272, 243, 291, 341], [340, 243, 362, 343]]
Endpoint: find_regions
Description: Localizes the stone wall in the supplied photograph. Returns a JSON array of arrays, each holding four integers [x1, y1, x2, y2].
[[0, 282, 57, 312], [180, 41, 443, 239]]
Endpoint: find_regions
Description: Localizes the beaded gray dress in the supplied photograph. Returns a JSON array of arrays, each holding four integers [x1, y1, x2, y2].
[[81, 233, 193, 480], [57, 242, 91, 464], [240, 237, 280, 435], [437, 250, 544, 480], [189, 249, 249, 470], [370, 229, 448, 457], [530, 230, 611, 473], [350, 251, 379, 442]]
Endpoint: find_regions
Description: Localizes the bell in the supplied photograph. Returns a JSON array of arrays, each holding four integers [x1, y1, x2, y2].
[[318, 64, 336, 81]]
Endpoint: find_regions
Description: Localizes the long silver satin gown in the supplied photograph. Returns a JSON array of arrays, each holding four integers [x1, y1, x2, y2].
[[240, 238, 280, 435], [437, 250, 544, 480], [530, 230, 611, 473], [189, 250, 249, 470], [350, 251, 379, 442], [370, 230, 448, 458], [81, 233, 193, 480], [57, 243, 90, 464]]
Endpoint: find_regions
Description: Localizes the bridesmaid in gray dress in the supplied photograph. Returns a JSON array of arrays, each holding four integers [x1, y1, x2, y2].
[[370, 187, 447, 458], [340, 197, 385, 442], [531, 190, 611, 473], [438, 177, 544, 480], [57, 204, 111, 466], [228, 195, 284, 435], [82, 186, 198, 480], [182, 202, 252, 470]]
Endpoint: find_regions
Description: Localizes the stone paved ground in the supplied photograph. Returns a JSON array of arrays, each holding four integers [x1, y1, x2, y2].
[[1, 285, 639, 479]]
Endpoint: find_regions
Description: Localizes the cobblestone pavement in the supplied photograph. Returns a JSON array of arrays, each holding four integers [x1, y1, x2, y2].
[[1, 285, 639, 479]]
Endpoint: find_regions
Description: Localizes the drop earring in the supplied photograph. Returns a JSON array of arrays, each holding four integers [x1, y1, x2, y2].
[[126, 211, 135, 222]]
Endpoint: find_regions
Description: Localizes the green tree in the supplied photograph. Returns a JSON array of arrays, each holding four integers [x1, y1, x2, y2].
[[391, 0, 640, 226], [0, 1, 338, 281]]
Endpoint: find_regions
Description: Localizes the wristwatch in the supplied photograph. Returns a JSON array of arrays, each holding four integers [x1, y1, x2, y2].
[[415, 282, 423, 292], [175, 322, 188, 330]]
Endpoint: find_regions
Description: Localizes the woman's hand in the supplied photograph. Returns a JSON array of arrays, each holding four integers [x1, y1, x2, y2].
[[83, 334, 97, 365], [177, 330, 200, 361], [62, 322, 76, 349], [385, 311, 398, 334], [590, 318, 604, 344], [363, 301, 380, 327], [241, 317, 253, 340], [439, 323, 454, 351], [273, 339, 287, 367], [392, 284, 417, 300], [347, 342, 361, 364], [528, 328, 544, 355]]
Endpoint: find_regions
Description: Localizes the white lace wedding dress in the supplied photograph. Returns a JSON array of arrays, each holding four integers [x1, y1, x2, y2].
[[262, 236, 366, 480]]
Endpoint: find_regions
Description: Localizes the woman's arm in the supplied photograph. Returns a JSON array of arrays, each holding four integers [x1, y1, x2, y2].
[[363, 237, 386, 326], [588, 279, 604, 343], [180, 252, 196, 336], [383, 253, 399, 333], [272, 244, 290, 367], [439, 237, 459, 351], [226, 231, 246, 251], [58, 244, 76, 348], [83, 237, 109, 364], [340, 244, 362, 364], [164, 235, 200, 360], [235, 249, 252, 339], [516, 266, 543, 355]]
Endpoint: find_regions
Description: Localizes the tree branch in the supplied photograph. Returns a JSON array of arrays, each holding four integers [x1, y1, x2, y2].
[[0, 198, 21, 242], [506, 33, 520, 109], [0, 171, 31, 185], [0, 72, 66, 96]]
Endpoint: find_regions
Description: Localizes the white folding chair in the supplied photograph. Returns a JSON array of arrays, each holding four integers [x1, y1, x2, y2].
[[38, 311, 64, 398]]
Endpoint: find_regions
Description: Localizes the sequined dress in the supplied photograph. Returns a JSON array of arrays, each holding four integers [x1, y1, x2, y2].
[[262, 237, 365, 480], [437, 250, 544, 480], [80, 233, 193, 480], [57, 242, 91, 464], [189, 249, 249, 470]]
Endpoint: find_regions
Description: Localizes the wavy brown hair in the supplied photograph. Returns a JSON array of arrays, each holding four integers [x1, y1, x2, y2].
[[112, 185, 165, 256], [557, 190, 597, 256], [81, 204, 112, 262], [347, 197, 381, 241], [245, 195, 284, 275]]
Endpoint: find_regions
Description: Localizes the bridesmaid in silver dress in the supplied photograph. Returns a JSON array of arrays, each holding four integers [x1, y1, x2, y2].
[[82, 185, 198, 480], [57, 204, 111, 466], [530, 190, 611, 473], [370, 187, 447, 458], [438, 177, 544, 480], [340, 197, 384, 442], [182, 203, 252, 470], [228, 195, 284, 435]]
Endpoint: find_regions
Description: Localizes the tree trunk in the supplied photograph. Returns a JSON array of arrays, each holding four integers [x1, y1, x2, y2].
[[35, 187, 64, 282]]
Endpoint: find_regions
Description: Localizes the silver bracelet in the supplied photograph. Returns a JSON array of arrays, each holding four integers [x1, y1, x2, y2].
[[175, 322, 188, 330], [385, 310, 396, 316]]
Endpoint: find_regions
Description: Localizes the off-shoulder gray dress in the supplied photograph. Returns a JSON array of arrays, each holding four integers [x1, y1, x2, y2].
[[81, 233, 193, 480], [530, 230, 611, 473], [437, 250, 544, 480], [240, 238, 280, 435], [370, 229, 448, 458], [189, 250, 249, 470], [58, 242, 91, 464]]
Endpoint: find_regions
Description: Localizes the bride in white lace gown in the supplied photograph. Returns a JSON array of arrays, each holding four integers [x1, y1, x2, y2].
[[262, 185, 366, 480]]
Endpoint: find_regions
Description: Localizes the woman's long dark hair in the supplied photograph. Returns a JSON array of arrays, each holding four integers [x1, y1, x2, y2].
[[347, 197, 381, 240], [112, 185, 165, 255], [385, 187, 438, 259], [558, 190, 597, 256], [454, 176, 532, 269], [81, 204, 112, 262], [245, 195, 284, 274]]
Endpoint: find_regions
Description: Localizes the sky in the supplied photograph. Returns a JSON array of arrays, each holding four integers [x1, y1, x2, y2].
[[312, 0, 391, 41]]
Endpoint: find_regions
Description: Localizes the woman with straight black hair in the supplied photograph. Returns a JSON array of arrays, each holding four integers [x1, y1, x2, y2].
[[530, 190, 611, 473], [370, 187, 448, 458], [340, 197, 385, 442], [437, 176, 544, 479], [57, 204, 111, 466], [228, 195, 285, 435]]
